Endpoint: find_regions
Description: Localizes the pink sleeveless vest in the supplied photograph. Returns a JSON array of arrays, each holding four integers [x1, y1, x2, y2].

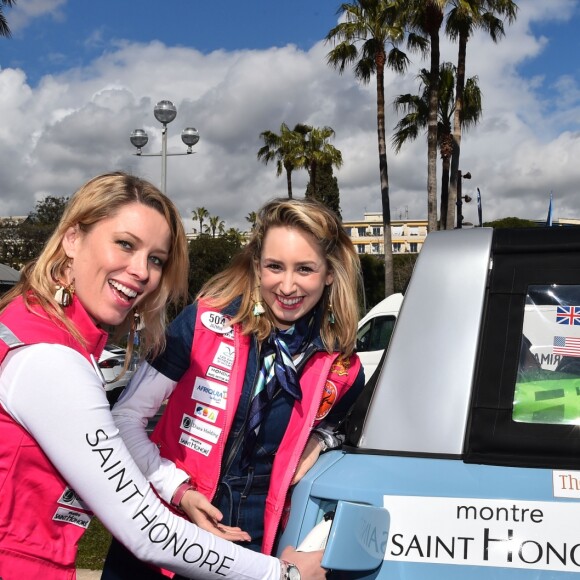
[[151, 301, 361, 555], [0, 296, 107, 579]]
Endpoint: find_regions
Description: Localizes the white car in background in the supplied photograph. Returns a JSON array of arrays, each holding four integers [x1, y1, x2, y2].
[[357, 293, 403, 381], [98, 344, 136, 406]]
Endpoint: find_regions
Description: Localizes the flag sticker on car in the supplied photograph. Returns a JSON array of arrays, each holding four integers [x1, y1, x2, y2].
[[383, 495, 580, 573]]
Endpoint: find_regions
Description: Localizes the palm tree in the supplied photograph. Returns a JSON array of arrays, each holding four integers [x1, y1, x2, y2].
[[0, 0, 16, 38], [246, 211, 258, 230], [257, 123, 307, 198], [446, 0, 517, 229], [326, 0, 409, 297], [224, 227, 246, 245], [191, 207, 209, 235], [393, 63, 481, 228], [301, 125, 343, 197], [401, 0, 452, 233], [206, 215, 225, 238]]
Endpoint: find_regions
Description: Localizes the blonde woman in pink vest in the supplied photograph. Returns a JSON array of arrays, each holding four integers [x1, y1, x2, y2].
[[103, 198, 365, 580], [0, 175, 325, 580]]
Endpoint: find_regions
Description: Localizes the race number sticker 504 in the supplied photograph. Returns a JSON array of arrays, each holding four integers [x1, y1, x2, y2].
[[383, 495, 580, 573], [201, 311, 233, 336]]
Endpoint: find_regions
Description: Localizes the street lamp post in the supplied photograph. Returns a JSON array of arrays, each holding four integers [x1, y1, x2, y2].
[[456, 170, 472, 229], [130, 100, 200, 194]]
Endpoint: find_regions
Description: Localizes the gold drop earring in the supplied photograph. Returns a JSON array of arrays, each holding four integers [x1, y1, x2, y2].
[[54, 281, 75, 307], [253, 286, 265, 317]]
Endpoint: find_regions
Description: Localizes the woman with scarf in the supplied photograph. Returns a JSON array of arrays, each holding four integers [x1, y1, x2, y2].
[[103, 197, 365, 579], [0, 175, 325, 580]]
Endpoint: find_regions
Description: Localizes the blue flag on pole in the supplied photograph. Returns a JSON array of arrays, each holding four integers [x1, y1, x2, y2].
[[476, 188, 482, 227], [546, 191, 553, 227]]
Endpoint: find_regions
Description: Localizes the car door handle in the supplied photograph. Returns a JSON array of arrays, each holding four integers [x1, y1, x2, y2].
[[322, 500, 389, 571]]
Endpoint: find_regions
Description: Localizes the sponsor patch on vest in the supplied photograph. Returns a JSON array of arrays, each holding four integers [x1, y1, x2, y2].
[[52, 507, 92, 529], [181, 412, 222, 444], [201, 311, 234, 339], [192, 377, 228, 409], [194, 402, 219, 423], [179, 432, 212, 456], [316, 379, 338, 420], [330, 355, 351, 376], [207, 365, 231, 383], [213, 342, 235, 370], [58, 487, 90, 511]]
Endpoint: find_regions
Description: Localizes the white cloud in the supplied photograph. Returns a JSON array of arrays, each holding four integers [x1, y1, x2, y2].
[[7, 0, 67, 32], [0, 0, 578, 230]]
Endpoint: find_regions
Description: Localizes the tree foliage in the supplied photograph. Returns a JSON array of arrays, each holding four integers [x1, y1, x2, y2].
[[257, 123, 309, 198], [359, 254, 385, 310], [205, 215, 225, 238], [191, 207, 209, 235], [447, 0, 518, 230], [187, 236, 243, 299], [0, 195, 68, 269], [360, 252, 418, 311], [257, 123, 342, 200], [326, 0, 410, 298], [483, 217, 538, 229], [300, 125, 343, 193], [305, 163, 341, 218], [0, 0, 15, 38], [393, 62, 481, 229], [29, 195, 69, 225]]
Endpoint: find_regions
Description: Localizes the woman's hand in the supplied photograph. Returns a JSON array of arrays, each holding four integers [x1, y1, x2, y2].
[[280, 546, 327, 579], [179, 489, 251, 543], [291, 434, 323, 485]]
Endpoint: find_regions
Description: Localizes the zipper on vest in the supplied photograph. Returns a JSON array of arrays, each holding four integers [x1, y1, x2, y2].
[[264, 347, 335, 554], [217, 337, 261, 484]]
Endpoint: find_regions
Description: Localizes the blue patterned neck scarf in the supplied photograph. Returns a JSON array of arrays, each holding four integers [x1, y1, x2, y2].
[[241, 312, 316, 468]]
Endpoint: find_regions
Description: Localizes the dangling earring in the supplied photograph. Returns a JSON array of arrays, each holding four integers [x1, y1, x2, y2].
[[328, 302, 335, 325], [253, 300, 265, 317], [252, 287, 265, 317], [131, 311, 141, 348], [54, 281, 75, 307]]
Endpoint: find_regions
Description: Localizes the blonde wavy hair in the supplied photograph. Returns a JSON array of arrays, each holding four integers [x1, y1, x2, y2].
[[0, 172, 189, 360], [198, 197, 362, 356]]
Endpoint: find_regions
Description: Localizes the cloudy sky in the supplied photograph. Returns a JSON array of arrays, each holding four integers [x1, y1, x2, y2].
[[0, 0, 579, 231]]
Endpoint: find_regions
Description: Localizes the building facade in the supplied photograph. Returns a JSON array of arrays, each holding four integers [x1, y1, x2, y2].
[[343, 212, 428, 257]]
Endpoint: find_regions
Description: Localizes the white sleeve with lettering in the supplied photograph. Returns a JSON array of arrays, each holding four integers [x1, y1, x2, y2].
[[112, 361, 190, 502], [0, 344, 280, 580]]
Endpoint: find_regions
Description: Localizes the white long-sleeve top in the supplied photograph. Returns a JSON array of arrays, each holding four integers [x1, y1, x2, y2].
[[111, 361, 190, 501], [0, 343, 281, 580]]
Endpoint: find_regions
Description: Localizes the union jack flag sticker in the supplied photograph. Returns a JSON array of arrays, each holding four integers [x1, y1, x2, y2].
[[556, 306, 580, 325]]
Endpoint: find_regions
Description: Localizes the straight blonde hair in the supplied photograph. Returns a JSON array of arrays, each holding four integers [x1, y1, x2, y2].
[[198, 198, 362, 356]]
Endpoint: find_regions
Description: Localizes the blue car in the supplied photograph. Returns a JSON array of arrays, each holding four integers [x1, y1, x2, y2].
[[278, 226, 580, 579]]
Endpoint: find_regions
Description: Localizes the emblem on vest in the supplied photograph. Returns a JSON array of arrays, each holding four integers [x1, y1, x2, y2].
[[179, 432, 213, 456], [58, 487, 89, 511], [192, 376, 228, 409], [181, 412, 222, 444], [207, 365, 231, 383], [330, 355, 351, 376], [316, 380, 338, 420], [53, 487, 92, 528], [194, 402, 219, 423], [201, 311, 234, 340], [212, 342, 235, 370]]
